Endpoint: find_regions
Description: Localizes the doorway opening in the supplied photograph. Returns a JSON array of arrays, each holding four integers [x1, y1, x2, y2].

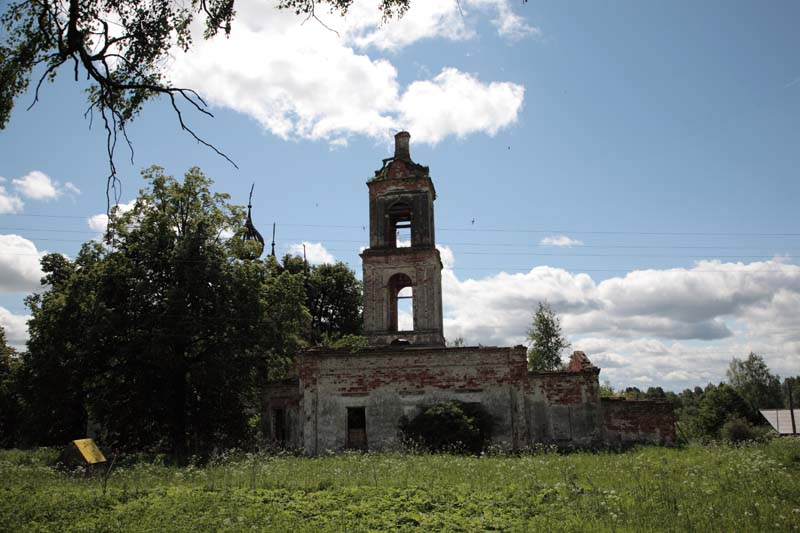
[[346, 407, 367, 450]]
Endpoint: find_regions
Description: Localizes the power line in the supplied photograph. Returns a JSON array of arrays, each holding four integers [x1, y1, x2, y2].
[[2, 214, 800, 237], [8, 234, 800, 253]]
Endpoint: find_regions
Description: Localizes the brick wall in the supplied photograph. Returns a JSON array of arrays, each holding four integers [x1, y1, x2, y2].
[[262, 378, 302, 448], [298, 345, 529, 454], [526, 370, 603, 446], [601, 398, 677, 446]]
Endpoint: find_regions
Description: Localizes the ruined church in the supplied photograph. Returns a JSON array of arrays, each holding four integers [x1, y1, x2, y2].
[[264, 132, 675, 453]]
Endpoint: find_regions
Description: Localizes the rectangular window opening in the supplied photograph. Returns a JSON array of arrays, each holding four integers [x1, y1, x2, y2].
[[346, 407, 367, 450]]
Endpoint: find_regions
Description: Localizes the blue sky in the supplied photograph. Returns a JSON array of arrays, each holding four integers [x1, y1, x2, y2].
[[1, 0, 798, 390]]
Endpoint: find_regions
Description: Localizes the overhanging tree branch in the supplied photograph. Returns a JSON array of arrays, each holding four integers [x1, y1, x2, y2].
[[1, 0, 412, 206]]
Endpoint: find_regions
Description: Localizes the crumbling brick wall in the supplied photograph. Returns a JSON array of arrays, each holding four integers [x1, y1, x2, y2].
[[526, 370, 603, 446], [262, 378, 302, 449], [298, 345, 529, 454], [601, 398, 677, 446]]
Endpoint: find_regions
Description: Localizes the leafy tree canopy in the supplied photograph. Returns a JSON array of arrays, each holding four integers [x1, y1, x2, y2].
[[281, 254, 363, 345], [726, 352, 784, 410], [694, 383, 759, 439], [17, 166, 309, 456], [526, 302, 570, 371]]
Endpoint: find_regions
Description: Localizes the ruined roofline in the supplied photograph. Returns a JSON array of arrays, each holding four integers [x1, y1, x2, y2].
[[369, 131, 431, 182], [366, 173, 437, 200], [302, 344, 527, 357], [528, 367, 601, 377], [262, 377, 299, 386], [601, 397, 674, 404]]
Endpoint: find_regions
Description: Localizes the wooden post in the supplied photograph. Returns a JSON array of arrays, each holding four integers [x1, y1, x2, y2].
[[788, 378, 797, 435]]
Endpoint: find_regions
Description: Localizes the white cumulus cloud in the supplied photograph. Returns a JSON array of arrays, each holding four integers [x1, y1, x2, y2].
[[540, 235, 584, 247], [11, 171, 80, 200], [0, 178, 24, 213], [0, 234, 46, 293], [169, 0, 528, 145], [398, 68, 525, 144], [287, 242, 335, 265], [87, 200, 137, 233], [439, 256, 800, 389], [13, 171, 59, 200]]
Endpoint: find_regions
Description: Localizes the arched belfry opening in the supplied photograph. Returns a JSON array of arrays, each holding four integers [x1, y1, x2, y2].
[[360, 132, 445, 347], [388, 273, 413, 332], [387, 201, 412, 247]]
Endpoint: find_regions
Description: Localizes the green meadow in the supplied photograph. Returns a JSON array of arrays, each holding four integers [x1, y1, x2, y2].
[[2, 439, 799, 532]]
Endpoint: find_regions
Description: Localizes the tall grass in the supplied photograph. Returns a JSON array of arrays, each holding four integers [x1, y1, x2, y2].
[[1, 439, 799, 532]]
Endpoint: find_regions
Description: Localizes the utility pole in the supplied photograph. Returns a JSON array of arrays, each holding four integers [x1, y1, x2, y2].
[[788, 378, 797, 435]]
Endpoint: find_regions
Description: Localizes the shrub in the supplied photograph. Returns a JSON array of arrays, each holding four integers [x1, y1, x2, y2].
[[399, 401, 495, 454], [720, 415, 768, 443], [330, 335, 368, 353]]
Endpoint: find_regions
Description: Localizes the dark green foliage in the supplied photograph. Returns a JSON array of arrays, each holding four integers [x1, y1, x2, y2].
[[16, 166, 308, 456], [0, 327, 21, 447], [400, 401, 495, 454], [527, 302, 570, 371], [720, 415, 768, 443], [281, 254, 363, 345], [693, 383, 759, 439], [330, 334, 368, 352], [785, 376, 800, 409], [305, 263, 363, 344], [727, 352, 784, 410]]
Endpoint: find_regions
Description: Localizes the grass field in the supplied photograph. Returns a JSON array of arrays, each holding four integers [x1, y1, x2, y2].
[[2, 439, 799, 532]]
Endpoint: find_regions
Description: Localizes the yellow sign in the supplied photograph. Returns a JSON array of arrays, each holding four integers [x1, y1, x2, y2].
[[73, 439, 107, 464]]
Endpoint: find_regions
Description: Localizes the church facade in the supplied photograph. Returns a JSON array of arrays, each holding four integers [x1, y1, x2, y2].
[[264, 133, 675, 454]]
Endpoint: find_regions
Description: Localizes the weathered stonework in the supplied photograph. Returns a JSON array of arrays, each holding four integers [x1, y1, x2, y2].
[[601, 398, 677, 445], [361, 132, 444, 347], [296, 345, 528, 454], [262, 132, 677, 453]]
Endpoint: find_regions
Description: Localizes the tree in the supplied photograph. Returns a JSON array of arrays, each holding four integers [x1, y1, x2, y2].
[[599, 381, 615, 398], [281, 254, 363, 345], [694, 383, 759, 439], [16, 252, 88, 446], [19, 166, 308, 456], [0, 326, 21, 447], [0, 0, 410, 185], [526, 302, 570, 371], [726, 352, 783, 410]]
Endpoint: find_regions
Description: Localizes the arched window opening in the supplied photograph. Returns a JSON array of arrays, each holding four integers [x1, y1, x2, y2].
[[387, 202, 412, 248], [388, 273, 414, 332], [397, 286, 414, 331]]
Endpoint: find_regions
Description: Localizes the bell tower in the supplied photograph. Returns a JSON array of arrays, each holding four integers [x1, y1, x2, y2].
[[361, 132, 445, 346]]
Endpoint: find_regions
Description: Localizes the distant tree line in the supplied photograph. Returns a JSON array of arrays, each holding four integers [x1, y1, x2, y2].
[[526, 302, 798, 442], [0, 167, 362, 458], [602, 352, 798, 442]]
